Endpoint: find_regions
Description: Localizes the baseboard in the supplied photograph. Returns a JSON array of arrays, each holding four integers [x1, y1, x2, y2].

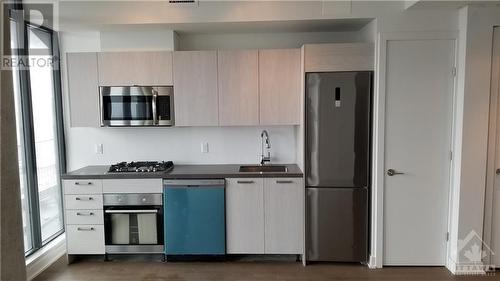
[[368, 255, 379, 269], [26, 234, 66, 280], [446, 258, 489, 276]]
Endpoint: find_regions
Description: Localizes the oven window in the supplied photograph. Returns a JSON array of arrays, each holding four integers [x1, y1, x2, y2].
[[103, 96, 153, 121], [109, 213, 158, 245]]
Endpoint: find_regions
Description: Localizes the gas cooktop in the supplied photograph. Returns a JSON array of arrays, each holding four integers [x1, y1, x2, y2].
[[108, 161, 174, 173]]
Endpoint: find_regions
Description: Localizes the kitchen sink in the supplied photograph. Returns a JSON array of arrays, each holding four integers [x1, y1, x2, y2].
[[239, 165, 288, 173]]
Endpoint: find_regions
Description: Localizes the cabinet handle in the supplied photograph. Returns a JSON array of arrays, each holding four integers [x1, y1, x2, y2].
[[74, 181, 92, 186], [77, 227, 95, 231], [75, 197, 94, 201], [237, 180, 254, 184], [76, 212, 94, 216], [276, 180, 293, 184]]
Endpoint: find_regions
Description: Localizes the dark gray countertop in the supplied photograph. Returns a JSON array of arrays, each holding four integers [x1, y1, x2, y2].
[[61, 164, 303, 180]]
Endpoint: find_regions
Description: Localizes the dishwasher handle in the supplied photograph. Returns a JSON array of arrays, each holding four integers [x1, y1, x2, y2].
[[164, 179, 225, 187]]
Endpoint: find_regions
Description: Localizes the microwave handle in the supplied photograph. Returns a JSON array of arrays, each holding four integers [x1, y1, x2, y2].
[[152, 88, 158, 125]]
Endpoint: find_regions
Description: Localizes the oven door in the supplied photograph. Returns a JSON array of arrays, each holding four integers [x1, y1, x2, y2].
[[104, 206, 164, 254]]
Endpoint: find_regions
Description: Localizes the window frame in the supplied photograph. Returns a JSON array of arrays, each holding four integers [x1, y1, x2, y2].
[[9, 5, 67, 257]]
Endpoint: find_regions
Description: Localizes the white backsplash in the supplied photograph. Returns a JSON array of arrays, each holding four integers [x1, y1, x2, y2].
[[66, 126, 297, 171]]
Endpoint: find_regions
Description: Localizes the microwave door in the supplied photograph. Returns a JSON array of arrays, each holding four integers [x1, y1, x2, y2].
[[100, 86, 154, 127]]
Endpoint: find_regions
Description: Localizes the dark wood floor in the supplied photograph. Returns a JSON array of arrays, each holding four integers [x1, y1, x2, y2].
[[35, 257, 498, 281]]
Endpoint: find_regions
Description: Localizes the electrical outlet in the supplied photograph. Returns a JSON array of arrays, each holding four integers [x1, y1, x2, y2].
[[95, 143, 103, 155], [201, 142, 209, 153]]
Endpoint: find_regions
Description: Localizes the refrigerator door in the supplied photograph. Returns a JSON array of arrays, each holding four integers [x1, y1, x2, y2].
[[306, 72, 372, 188], [306, 187, 368, 262]]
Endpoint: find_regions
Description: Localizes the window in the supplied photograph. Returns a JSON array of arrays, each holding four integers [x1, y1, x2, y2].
[[9, 6, 66, 256]]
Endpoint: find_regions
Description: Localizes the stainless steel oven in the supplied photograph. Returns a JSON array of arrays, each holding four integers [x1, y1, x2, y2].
[[103, 193, 164, 254], [99, 86, 174, 127]]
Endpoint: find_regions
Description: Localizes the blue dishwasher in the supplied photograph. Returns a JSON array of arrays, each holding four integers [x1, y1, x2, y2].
[[164, 179, 225, 255]]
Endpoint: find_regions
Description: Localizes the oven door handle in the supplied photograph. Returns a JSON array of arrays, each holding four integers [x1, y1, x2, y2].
[[104, 209, 158, 214]]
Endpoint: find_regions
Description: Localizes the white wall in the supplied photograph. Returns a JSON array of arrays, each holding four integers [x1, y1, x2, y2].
[[177, 30, 367, 50], [448, 5, 500, 271]]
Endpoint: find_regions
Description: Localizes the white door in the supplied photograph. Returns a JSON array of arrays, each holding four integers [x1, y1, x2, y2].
[[490, 28, 500, 268], [383, 39, 455, 265]]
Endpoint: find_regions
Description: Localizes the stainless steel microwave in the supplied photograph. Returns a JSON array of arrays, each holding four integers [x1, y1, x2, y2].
[[99, 86, 174, 127]]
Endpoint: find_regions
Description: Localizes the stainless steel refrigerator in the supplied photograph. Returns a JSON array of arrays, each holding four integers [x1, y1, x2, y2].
[[306, 71, 372, 262]]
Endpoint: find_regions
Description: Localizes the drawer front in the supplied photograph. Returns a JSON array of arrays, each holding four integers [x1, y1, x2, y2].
[[66, 210, 104, 225], [63, 179, 102, 195], [66, 224, 105, 254], [64, 194, 103, 210], [102, 179, 162, 193]]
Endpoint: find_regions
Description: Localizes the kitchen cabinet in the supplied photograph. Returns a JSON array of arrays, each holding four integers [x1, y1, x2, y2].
[[217, 50, 259, 126], [225, 178, 265, 254], [66, 52, 100, 127], [259, 49, 301, 125], [98, 51, 173, 86], [264, 178, 304, 254], [63, 179, 105, 255], [225, 177, 304, 255], [304, 43, 374, 72], [173, 51, 219, 126]]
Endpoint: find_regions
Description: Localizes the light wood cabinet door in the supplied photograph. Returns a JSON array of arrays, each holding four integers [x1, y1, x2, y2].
[[225, 178, 265, 254], [264, 178, 304, 254], [173, 51, 219, 126], [66, 52, 100, 127], [304, 43, 374, 72], [259, 49, 301, 125], [217, 50, 259, 126], [97, 51, 173, 86]]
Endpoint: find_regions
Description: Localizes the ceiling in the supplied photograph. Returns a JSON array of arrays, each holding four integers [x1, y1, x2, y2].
[[97, 18, 374, 35]]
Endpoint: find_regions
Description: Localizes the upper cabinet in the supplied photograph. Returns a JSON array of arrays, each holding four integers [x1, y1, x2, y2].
[[217, 50, 259, 126], [97, 51, 173, 86], [173, 51, 219, 126], [304, 43, 374, 72], [66, 52, 100, 127], [259, 49, 301, 125]]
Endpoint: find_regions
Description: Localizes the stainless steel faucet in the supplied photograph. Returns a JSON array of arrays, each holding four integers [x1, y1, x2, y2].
[[260, 130, 271, 165]]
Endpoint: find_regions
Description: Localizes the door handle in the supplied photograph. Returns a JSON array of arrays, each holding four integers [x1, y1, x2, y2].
[[387, 169, 405, 176]]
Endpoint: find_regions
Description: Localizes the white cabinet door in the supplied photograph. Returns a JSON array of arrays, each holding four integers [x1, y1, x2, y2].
[[64, 194, 103, 210], [217, 50, 259, 126], [225, 178, 264, 254], [98, 51, 173, 86], [264, 178, 304, 254], [259, 49, 301, 125], [66, 52, 100, 127], [173, 51, 219, 126], [66, 224, 105, 254]]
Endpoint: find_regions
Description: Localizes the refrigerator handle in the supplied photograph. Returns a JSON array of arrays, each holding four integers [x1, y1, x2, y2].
[[307, 189, 320, 258]]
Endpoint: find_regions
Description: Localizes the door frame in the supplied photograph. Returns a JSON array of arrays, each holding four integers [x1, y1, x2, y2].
[[370, 31, 459, 268]]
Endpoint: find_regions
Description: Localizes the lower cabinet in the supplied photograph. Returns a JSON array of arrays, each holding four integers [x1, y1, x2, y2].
[[225, 177, 304, 254], [225, 178, 265, 254], [264, 178, 304, 254], [66, 225, 105, 255], [63, 179, 105, 255]]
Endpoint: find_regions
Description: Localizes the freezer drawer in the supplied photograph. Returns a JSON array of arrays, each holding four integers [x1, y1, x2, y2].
[[306, 187, 368, 262]]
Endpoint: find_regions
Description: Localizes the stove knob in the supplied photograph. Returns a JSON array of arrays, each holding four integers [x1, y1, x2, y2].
[[142, 198, 147, 202], [118, 197, 123, 202]]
